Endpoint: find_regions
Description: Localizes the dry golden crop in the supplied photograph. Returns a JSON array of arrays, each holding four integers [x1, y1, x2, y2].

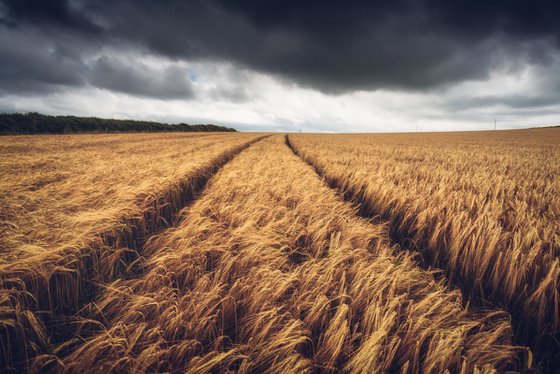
[[0, 132, 258, 264], [57, 135, 524, 373], [2, 130, 554, 372], [0, 132, 264, 371], [288, 129, 560, 368]]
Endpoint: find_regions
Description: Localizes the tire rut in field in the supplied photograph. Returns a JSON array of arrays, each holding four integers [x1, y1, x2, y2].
[[0, 135, 271, 373], [284, 134, 535, 366], [57, 135, 523, 373], [285, 134, 475, 282]]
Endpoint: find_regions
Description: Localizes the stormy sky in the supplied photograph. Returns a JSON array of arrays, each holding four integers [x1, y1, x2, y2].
[[1, 0, 559, 132]]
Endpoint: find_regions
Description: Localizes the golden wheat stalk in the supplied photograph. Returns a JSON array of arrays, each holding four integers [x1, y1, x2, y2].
[[0, 133, 266, 372], [59, 135, 525, 373], [287, 129, 559, 368]]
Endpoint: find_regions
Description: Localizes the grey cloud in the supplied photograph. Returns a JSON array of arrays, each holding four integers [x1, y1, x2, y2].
[[89, 55, 194, 99], [207, 85, 251, 103], [2, 0, 103, 34], [78, 0, 560, 92], [2, 0, 560, 94], [92, 1, 498, 92], [0, 28, 88, 94], [448, 95, 560, 112], [444, 59, 560, 112], [204, 65, 254, 102], [0, 26, 196, 100], [0, 31, 196, 100]]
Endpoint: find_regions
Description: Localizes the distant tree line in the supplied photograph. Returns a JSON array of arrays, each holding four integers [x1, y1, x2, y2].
[[0, 112, 237, 134], [532, 124, 560, 129]]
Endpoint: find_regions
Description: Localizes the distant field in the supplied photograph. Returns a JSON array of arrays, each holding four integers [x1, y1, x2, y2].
[[0, 132, 258, 264], [1, 130, 558, 372]]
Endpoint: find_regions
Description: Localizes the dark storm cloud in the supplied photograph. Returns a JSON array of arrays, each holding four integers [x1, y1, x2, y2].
[[0, 28, 89, 94], [86, 0, 506, 91], [0, 6, 194, 99], [1, 0, 560, 94], [1, 0, 102, 33], [90, 55, 194, 99]]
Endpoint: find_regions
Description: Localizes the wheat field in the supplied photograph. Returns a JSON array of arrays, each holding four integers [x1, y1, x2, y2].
[[1, 130, 558, 372], [0, 132, 264, 371], [288, 129, 560, 369]]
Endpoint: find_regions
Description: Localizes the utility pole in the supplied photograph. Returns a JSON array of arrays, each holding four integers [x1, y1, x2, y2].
[[494, 118, 497, 131]]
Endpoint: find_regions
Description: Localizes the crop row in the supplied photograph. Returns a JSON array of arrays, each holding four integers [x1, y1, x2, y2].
[[288, 129, 560, 368], [0, 133, 266, 372], [57, 136, 523, 373]]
